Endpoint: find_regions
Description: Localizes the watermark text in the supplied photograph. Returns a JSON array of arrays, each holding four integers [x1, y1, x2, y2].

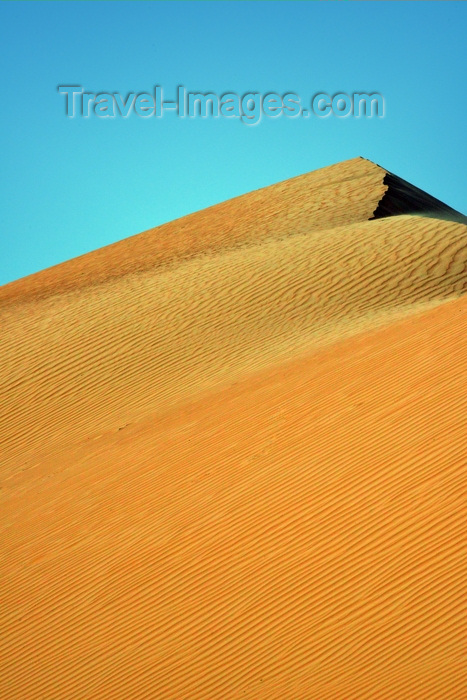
[[58, 86, 385, 124]]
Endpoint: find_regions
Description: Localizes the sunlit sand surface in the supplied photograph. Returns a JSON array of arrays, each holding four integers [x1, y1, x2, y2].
[[1, 158, 466, 698]]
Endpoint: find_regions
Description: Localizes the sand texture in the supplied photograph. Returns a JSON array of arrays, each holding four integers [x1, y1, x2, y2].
[[1, 157, 466, 698]]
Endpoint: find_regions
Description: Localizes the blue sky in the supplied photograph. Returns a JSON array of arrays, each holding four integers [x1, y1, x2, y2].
[[1, 1, 466, 285]]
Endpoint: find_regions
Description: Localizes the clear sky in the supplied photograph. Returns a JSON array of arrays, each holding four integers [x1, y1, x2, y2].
[[1, 1, 466, 286]]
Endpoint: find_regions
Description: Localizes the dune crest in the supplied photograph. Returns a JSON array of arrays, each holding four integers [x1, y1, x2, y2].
[[1, 158, 466, 698]]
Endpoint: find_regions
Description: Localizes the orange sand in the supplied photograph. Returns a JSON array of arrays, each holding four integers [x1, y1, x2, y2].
[[1, 158, 466, 698]]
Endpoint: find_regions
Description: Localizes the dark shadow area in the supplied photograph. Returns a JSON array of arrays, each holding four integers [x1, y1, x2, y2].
[[370, 170, 467, 224]]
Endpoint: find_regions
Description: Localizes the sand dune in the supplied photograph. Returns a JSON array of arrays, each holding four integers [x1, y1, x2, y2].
[[1, 158, 466, 698]]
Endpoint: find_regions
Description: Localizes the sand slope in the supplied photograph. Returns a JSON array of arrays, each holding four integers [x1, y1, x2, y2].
[[1, 158, 466, 698]]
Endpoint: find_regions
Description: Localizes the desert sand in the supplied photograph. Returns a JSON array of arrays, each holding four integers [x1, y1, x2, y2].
[[1, 157, 466, 698]]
